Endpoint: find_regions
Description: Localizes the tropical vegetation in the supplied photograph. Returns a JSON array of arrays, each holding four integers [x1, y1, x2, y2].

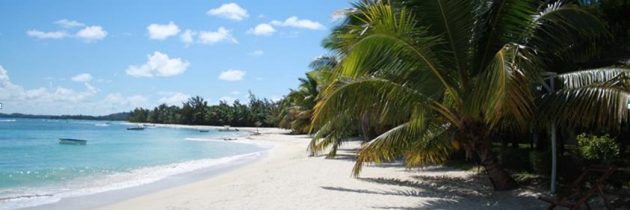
[[128, 93, 280, 127], [121, 0, 630, 192], [296, 0, 630, 191]]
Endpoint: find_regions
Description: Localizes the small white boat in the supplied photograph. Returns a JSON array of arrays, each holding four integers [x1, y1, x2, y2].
[[59, 138, 87, 145], [218, 125, 239, 132]]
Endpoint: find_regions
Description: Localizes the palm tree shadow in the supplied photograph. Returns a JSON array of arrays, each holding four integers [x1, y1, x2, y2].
[[320, 186, 428, 197], [324, 150, 407, 169], [321, 175, 546, 209]]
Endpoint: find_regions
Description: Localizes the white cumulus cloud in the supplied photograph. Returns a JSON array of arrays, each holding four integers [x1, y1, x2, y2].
[[126, 51, 190, 77], [147, 22, 180, 40], [271, 16, 324, 30], [76, 26, 107, 42], [158, 92, 190, 106], [207, 3, 248, 21], [54, 19, 85, 28], [71, 73, 93, 82], [198, 27, 237, 44], [0, 65, 99, 114], [247, 23, 275, 36], [26, 30, 68, 39], [180, 29, 196, 45], [218, 69, 245, 81]]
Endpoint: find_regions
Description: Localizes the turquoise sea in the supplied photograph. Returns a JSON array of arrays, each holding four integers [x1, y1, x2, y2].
[[0, 118, 266, 209]]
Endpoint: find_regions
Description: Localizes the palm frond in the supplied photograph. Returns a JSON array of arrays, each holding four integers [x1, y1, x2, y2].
[[472, 0, 538, 75], [527, 2, 609, 64], [538, 85, 630, 129], [312, 77, 447, 131], [403, 0, 473, 86], [352, 117, 453, 176], [340, 2, 462, 106], [557, 67, 630, 89], [308, 110, 358, 157], [470, 44, 535, 128]]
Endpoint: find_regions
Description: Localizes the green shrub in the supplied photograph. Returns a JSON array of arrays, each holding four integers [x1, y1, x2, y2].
[[577, 133, 620, 162]]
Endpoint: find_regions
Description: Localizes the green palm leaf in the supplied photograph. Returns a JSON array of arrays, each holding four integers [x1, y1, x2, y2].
[[352, 117, 452, 176], [312, 77, 455, 130], [308, 109, 358, 157], [402, 0, 473, 86], [470, 44, 535, 128], [527, 2, 609, 64], [539, 86, 630, 129], [472, 0, 538, 75], [341, 2, 462, 106], [558, 68, 630, 89]]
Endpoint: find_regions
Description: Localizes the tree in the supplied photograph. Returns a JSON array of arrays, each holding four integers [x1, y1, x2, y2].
[[278, 56, 340, 134], [130, 94, 277, 127], [128, 108, 149, 122], [310, 0, 608, 190]]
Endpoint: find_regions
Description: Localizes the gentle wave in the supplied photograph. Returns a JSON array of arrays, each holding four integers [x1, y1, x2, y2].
[[0, 152, 265, 210], [185, 137, 274, 149], [0, 119, 16, 122]]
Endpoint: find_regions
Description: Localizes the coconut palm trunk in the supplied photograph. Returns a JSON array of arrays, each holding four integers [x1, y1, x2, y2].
[[459, 121, 518, 190], [474, 135, 518, 190]]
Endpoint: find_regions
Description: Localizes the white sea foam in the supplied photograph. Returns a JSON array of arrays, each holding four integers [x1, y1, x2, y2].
[[0, 119, 16, 122], [185, 137, 273, 149], [0, 151, 267, 210]]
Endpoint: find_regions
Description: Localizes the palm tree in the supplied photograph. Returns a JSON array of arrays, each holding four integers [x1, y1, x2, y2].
[[310, 0, 608, 190], [279, 56, 339, 134]]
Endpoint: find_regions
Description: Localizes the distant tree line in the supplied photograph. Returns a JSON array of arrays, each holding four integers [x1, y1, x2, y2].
[[128, 93, 281, 127], [0, 112, 129, 121]]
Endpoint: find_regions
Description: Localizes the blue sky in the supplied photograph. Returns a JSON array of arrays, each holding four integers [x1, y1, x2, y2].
[[0, 0, 351, 115]]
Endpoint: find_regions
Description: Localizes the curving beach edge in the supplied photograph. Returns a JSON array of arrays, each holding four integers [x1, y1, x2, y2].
[[92, 126, 546, 210]]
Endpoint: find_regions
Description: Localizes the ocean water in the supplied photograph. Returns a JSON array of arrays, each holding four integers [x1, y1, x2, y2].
[[0, 118, 266, 209]]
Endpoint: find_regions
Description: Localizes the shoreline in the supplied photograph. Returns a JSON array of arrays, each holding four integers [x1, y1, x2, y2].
[[9, 126, 281, 210], [13, 124, 547, 209], [22, 150, 271, 210], [97, 127, 547, 210]]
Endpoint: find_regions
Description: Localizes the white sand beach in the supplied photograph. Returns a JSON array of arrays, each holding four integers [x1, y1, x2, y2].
[[96, 127, 547, 210]]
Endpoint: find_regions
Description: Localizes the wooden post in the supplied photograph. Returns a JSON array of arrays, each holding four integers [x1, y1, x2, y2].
[[550, 74, 557, 194], [550, 124, 557, 194]]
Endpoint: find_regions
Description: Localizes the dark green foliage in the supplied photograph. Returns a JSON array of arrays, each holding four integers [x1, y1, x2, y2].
[[577, 133, 621, 162], [127, 93, 280, 127]]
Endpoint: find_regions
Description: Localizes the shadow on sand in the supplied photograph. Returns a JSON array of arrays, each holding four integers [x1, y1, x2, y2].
[[319, 150, 546, 209]]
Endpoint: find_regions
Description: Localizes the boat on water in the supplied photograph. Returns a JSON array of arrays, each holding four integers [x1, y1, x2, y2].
[[127, 127, 145, 131], [59, 138, 87, 145]]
